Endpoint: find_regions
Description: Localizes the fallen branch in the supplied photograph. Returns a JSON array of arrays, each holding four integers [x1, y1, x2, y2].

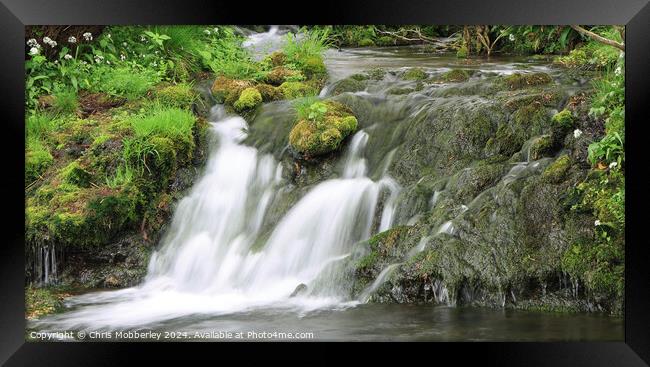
[[570, 25, 625, 51]]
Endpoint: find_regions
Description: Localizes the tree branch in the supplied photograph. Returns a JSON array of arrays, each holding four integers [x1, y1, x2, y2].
[[570, 25, 625, 51]]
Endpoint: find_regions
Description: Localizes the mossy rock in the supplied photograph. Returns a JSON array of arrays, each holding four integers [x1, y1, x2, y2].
[[439, 69, 472, 83], [503, 72, 553, 90], [289, 100, 358, 156], [265, 51, 287, 67], [485, 123, 527, 157], [210, 76, 253, 104], [528, 135, 553, 160], [330, 77, 366, 95], [402, 68, 428, 81], [234, 87, 263, 112], [279, 81, 317, 99], [365, 68, 386, 80], [542, 154, 571, 183], [153, 83, 197, 108], [255, 84, 284, 102], [300, 55, 327, 78], [264, 66, 303, 86], [552, 109, 575, 129]]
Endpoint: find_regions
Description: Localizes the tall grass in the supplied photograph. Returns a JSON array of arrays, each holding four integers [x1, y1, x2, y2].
[[129, 103, 195, 140], [283, 28, 332, 63], [92, 66, 161, 99], [52, 89, 79, 115]]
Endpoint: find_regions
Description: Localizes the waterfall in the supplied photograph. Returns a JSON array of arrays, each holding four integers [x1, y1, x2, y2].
[[30, 243, 60, 286], [33, 107, 399, 330]]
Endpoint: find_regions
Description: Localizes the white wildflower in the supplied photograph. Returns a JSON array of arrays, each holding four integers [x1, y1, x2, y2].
[[122, 42, 128, 47], [140, 35, 147, 42], [106, 60, 110, 64], [48, 40, 57, 47], [509, 34, 515, 42], [26, 38, 39, 47], [204, 29, 211, 35], [43, 36, 52, 44], [615, 66, 622, 76], [93, 54, 104, 63], [120, 54, 126, 61], [64, 54, 73, 60], [83, 32, 93, 41], [107, 34, 111, 38], [594, 220, 601, 226], [573, 129, 583, 139], [609, 161, 618, 169], [28, 47, 39, 56], [213, 27, 219, 33], [68, 36, 77, 43]]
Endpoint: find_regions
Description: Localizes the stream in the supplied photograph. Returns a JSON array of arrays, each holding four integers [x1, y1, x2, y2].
[[28, 28, 623, 341]]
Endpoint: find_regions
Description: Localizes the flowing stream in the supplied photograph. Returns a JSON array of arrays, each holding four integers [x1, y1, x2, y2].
[[29, 28, 623, 340]]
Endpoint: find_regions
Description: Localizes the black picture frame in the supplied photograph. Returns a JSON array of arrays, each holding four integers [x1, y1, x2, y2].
[[1, 0, 648, 365]]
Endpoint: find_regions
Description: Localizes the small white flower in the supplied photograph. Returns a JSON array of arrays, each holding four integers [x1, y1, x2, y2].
[[28, 47, 39, 56], [204, 29, 211, 35], [83, 32, 93, 41], [43, 36, 52, 44], [573, 129, 583, 139], [94, 54, 104, 63], [615, 66, 622, 76], [594, 220, 601, 226], [120, 54, 126, 61], [141, 35, 147, 42], [68, 36, 77, 43], [48, 40, 57, 47], [154, 50, 159, 54], [609, 161, 618, 169], [26, 38, 39, 47], [106, 60, 110, 64], [122, 42, 128, 47], [509, 34, 515, 42], [213, 27, 219, 33], [107, 34, 111, 38], [81, 61, 87, 65], [64, 54, 73, 60]]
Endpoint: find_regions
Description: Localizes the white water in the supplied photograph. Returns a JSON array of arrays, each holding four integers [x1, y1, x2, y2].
[[34, 104, 399, 330]]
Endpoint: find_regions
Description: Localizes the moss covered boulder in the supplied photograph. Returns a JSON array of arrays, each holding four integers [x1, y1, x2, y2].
[[264, 66, 303, 86], [210, 76, 253, 104], [503, 72, 553, 90], [233, 87, 262, 112], [289, 100, 358, 157], [402, 67, 428, 81], [279, 81, 318, 99]]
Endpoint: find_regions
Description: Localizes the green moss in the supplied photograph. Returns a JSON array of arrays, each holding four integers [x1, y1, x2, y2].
[[456, 45, 468, 59], [233, 87, 263, 112], [60, 161, 93, 188], [485, 123, 527, 157], [289, 100, 358, 156], [552, 109, 575, 129], [255, 84, 284, 102], [528, 135, 553, 160], [440, 69, 471, 83], [279, 81, 317, 100], [330, 77, 366, 95], [210, 76, 253, 104], [376, 36, 394, 46], [265, 51, 287, 67], [153, 83, 198, 108], [25, 139, 53, 185], [403, 68, 428, 81], [264, 66, 303, 86], [300, 55, 327, 78], [358, 38, 375, 47], [25, 286, 66, 319], [542, 155, 571, 183], [503, 72, 553, 90]]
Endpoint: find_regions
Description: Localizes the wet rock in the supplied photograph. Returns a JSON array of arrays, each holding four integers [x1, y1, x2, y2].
[[290, 283, 308, 297]]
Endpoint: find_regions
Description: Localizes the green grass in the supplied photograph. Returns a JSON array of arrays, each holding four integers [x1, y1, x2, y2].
[[26, 112, 57, 140], [105, 164, 135, 188], [292, 96, 320, 120], [129, 104, 195, 140], [52, 89, 79, 115], [92, 66, 161, 99]]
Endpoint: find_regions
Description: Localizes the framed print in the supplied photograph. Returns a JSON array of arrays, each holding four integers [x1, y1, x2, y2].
[[1, 0, 648, 365]]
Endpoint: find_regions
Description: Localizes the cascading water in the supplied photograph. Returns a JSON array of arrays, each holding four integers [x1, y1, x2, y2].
[[33, 98, 399, 330]]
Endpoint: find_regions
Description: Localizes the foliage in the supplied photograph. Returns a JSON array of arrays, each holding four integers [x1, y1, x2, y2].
[[289, 100, 358, 156]]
